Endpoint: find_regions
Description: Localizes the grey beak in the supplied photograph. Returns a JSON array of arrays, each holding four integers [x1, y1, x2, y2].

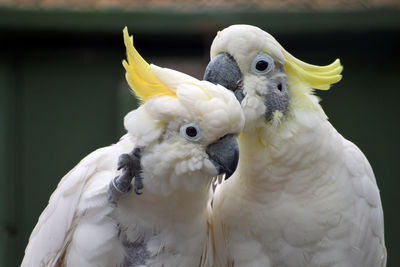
[[204, 53, 245, 103], [206, 134, 239, 179]]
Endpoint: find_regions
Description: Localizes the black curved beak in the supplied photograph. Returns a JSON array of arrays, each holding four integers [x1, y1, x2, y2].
[[206, 134, 239, 180], [204, 53, 244, 103]]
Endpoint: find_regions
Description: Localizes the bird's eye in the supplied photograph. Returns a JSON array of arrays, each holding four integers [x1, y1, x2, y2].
[[180, 123, 202, 142], [251, 53, 274, 75], [186, 126, 197, 137]]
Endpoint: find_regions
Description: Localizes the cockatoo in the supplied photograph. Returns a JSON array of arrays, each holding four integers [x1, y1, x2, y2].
[[21, 27, 244, 267], [203, 24, 386, 267]]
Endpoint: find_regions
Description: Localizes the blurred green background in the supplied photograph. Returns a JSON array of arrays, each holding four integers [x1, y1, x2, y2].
[[0, 1, 399, 266]]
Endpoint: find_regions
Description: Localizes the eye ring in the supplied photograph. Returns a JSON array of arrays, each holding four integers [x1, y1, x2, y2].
[[180, 123, 202, 142], [251, 53, 274, 75]]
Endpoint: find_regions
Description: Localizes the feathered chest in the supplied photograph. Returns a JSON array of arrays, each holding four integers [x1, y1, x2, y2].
[[222, 118, 355, 248]]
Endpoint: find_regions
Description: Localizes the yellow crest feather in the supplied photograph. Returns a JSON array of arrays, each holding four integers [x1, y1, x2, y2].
[[283, 54, 343, 90], [122, 27, 176, 102]]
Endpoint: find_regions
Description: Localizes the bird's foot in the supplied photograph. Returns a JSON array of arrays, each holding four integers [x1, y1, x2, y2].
[[108, 147, 142, 205]]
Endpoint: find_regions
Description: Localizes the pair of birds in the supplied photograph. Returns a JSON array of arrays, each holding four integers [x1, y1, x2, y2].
[[21, 25, 386, 267]]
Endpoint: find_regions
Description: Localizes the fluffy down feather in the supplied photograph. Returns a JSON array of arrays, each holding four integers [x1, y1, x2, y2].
[[113, 65, 243, 267], [22, 28, 244, 267], [208, 24, 386, 267], [21, 136, 134, 266]]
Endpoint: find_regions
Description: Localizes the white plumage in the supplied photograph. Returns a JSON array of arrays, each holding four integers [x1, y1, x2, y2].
[[21, 136, 133, 266], [207, 25, 386, 267], [21, 28, 244, 266], [114, 65, 243, 266]]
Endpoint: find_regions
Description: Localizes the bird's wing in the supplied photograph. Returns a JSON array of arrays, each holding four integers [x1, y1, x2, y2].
[[21, 136, 135, 267], [343, 139, 387, 266]]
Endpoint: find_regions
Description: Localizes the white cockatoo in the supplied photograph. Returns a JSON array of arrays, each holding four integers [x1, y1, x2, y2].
[[203, 24, 386, 267], [21, 28, 244, 267]]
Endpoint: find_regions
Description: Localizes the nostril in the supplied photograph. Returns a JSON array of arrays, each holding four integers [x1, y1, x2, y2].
[[277, 83, 282, 91]]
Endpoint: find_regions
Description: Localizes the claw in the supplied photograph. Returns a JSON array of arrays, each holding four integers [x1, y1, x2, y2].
[[134, 176, 144, 195], [134, 186, 143, 195], [132, 149, 143, 195]]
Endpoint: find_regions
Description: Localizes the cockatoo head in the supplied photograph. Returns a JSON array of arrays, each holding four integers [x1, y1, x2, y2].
[[204, 24, 343, 133], [122, 28, 244, 196]]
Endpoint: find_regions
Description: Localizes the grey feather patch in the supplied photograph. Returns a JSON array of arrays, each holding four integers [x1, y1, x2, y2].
[[123, 240, 150, 267], [264, 74, 289, 121]]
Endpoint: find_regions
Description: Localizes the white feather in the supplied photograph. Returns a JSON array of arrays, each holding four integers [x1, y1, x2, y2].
[[209, 24, 386, 267], [212, 109, 386, 267], [115, 70, 244, 266], [21, 136, 135, 267], [22, 55, 245, 267], [150, 64, 199, 92]]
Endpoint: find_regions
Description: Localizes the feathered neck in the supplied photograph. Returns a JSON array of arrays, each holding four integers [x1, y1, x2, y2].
[[121, 179, 212, 228], [234, 104, 339, 193]]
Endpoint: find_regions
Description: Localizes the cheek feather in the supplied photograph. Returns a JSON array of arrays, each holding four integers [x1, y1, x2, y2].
[[241, 94, 267, 131], [140, 142, 215, 196]]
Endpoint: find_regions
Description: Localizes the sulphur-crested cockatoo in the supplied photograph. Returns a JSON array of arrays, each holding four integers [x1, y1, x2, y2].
[[21, 27, 244, 267], [203, 24, 386, 267], [107, 28, 244, 267]]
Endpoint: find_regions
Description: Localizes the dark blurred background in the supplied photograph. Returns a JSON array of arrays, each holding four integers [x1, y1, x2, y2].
[[0, 0, 399, 266]]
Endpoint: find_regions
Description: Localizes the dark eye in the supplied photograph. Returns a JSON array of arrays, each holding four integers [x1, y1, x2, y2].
[[180, 123, 202, 142], [251, 53, 274, 75], [185, 126, 197, 137], [256, 60, 269, 71]]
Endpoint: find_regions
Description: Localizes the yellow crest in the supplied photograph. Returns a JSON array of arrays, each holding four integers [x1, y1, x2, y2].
[[283, 52, 343, 90], [122, 27, 176, 102]]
